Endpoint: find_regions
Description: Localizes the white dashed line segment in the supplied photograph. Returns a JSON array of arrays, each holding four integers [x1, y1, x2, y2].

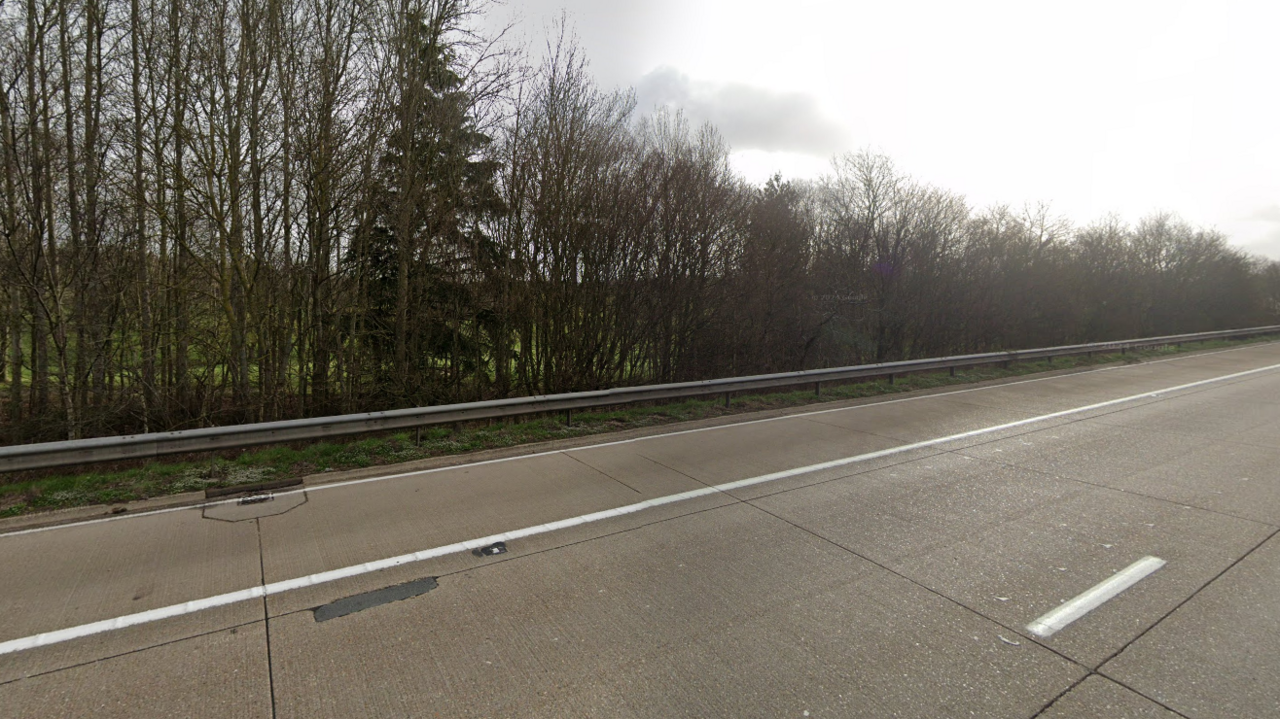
[[1026, 556, 1167, 638]]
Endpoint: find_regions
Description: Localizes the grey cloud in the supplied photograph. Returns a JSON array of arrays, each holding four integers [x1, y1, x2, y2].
[[1240, 224, 1280, 260], [1247, 204, 1280, 222], [1231, 208, 1280, 259], [635, 66, 850, 156]]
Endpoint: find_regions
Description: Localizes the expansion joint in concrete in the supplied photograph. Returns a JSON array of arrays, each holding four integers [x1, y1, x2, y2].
[[256, 518, 279, 719]]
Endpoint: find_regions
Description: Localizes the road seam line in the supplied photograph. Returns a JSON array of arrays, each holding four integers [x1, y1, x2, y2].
[[562, 452, 642, 493], [1, 360, 1278, 656], [0, 619, 267, 688], [255, 518, 279, 719], [1095, 525, 1280, 670]]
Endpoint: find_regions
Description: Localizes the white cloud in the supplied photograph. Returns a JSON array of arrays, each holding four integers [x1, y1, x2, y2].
[[1247, 205, 1280, 223], [635, 67, 850, 156], [503, 0, 1280, 258], [729, 149, 831, 185]]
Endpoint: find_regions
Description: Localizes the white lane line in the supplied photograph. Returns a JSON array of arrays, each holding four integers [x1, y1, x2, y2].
[[5, 343, 1277, 539], [0, 486, 716, 656], [2, 361, 1277, 655], [1027, 556, 1167, 638]]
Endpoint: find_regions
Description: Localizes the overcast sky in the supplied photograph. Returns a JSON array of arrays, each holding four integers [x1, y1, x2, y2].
[[491, 0, 1280, 258]]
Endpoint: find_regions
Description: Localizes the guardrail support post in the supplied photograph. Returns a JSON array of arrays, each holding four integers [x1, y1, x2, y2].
[[724, 392, 730, 408], [814, 381, 821, 397], [565, 409, 572, 426], [888, 373, 895, 385], [1121, 347, 1126, 355], [950, 366, 956, 377]]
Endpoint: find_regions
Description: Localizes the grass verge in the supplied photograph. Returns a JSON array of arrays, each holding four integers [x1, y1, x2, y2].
[[1, 337, 1272, 519]]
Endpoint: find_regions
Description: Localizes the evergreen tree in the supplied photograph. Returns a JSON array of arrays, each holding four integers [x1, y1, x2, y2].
[[353, 1, 504, 401]]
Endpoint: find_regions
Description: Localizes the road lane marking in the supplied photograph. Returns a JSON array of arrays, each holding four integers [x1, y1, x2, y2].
[[1026, 556, 1167, 638], [0, 485, 719, 656], [5, 345, 1278, 539], [1, 358, 1275, 654]]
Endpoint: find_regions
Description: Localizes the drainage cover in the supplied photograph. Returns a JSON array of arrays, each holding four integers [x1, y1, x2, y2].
[[313, 576, 439, 622], [474, 541, 508, 557], [203, 491, 307, 521]]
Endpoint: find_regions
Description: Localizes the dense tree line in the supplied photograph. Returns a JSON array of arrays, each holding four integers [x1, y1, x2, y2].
[[2, 0, 1277, 443]]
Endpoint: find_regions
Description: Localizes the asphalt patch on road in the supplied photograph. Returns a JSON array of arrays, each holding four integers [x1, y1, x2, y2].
[[473, 541, 508, 557], [313, 576, 439, 622]]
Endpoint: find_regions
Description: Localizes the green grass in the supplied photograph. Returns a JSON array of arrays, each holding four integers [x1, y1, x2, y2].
[[0, 337, 1271, 519]]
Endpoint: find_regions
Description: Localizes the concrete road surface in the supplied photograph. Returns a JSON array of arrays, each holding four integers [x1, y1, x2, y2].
[[3, 343, 1280, 718]]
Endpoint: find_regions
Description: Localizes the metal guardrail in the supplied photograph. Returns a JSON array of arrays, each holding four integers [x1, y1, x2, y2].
[[3, 325, 1279, 473]]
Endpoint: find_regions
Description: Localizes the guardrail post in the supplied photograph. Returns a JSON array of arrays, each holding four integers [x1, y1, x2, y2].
[[724, 392, 730, 408], [814, 381, 821, 397], [949, 366, 955, 377], [888, 373, 895, 385], [565, 409, 572, 426]]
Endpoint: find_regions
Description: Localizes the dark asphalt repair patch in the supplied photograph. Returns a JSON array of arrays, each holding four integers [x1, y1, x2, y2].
[[312, 576, 439, 622], [473, 541, 508, 556]]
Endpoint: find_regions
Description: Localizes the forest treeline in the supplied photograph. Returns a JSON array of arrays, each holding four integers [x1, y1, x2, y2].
[[2, 0, 1278, 443]]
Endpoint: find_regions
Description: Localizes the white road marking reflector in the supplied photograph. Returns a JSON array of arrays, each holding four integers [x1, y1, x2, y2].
[[0, 357, 1272, 654], [1026, 556, 1166, 638]]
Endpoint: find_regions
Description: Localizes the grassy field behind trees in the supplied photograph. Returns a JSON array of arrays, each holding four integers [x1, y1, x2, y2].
[[2, 0, 1278, 444]]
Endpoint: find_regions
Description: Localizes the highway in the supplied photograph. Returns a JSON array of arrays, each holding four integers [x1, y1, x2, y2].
[[2, 342, 1280, 718]]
